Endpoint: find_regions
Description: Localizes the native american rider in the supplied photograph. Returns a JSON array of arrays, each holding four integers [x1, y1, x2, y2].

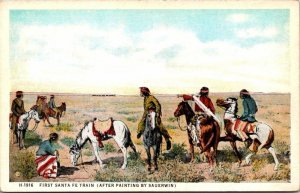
[[48, 95, 58, 116], [11, 91, 26, 143], [179, 86, 215, 140], [237, 89, 258, 144], [137, 87, 172, 150]]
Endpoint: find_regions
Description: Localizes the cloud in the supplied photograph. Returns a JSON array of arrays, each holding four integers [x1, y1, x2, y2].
[[226, 13, 251, 23], [234, 26, 279, 39], [11, 24, 290, 93]]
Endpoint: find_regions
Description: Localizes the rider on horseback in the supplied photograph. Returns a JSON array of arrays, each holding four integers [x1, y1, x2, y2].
[[137, 87, 172, 150], [48, 95, 58, 116], [181, 87, 215, 115], [180, 87, 215, 142], [237, 89, 258, 144]]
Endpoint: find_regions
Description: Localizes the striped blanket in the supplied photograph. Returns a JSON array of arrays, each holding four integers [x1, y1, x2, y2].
[[35, 155, 58, 178]]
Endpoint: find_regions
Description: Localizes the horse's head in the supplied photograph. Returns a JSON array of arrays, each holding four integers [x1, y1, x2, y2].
[[146, 111, 156, 130], [62, 102, 66, 111], [69, 143, 80, 166], [216, 97, 237, 108], [29, 106, 40, 124], [174, 101, 193, 117]]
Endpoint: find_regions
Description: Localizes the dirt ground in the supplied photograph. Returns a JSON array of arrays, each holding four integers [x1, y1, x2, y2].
[[9, 93, 291, 182]]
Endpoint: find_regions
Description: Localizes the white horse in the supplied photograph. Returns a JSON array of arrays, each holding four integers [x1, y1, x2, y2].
[[69, 118, 137, 169], [216, 97, 279, 170], [10, 107, 40, 150]]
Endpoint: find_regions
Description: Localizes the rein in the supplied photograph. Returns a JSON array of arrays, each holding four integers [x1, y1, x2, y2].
[[25, 110, 39, 131], [176, 117, 188, 131]]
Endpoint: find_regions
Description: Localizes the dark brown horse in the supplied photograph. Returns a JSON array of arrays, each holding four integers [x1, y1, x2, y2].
[[174, 101, 220, 171], [36, 98, 66, 126]]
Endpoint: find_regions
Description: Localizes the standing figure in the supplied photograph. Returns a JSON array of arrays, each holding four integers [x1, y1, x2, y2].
[[35, 133, 60, 178], [137, 87, 172, 150], [11, 91, 26, 144], [237, 89, 258, 143]]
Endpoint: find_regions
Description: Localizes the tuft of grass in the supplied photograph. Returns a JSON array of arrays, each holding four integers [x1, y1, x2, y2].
[[117, 111, 132, 115], [163, 143, 188, 161], [213, 163, 245, 182], [167, 117, 177, 122], [53, 122, 73, 132], [273, 140, 290, 155], [12, 150, 37, 179], [83, 149, 94, 157], [164, 125, 177, 130], [126, 116, 138, 122], [267, 164, 290, 181], [94, 155, 205, 182], [60, 137, 75, 147], [252, 159, 268, 172], [103, 143, 116, 154], [25, 131, 42, 147]]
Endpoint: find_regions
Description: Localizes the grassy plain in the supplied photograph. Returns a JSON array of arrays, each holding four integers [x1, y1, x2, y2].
[[9, 93, 290, 182]]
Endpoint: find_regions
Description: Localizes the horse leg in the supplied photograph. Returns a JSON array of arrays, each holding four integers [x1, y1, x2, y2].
[[129, 140, 137, 154], [145, 146, 151, 173], [91, 142, 105, 169], [230, 141, 242, 166], [188, 137, 195, 162], [22, 130, 26, 149], [45, 115, 52, 126], [267, 146, 279, 171], [18, 130, 22, 150], [153, 145, 159, 171], [205, 150, 213, 173], [56, 115, 60, 126], [245, 140, 258, 165], [120, 146, 127, 170]]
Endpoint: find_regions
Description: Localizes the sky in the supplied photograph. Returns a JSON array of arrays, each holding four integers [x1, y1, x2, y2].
[[10, 9, 290, 94]]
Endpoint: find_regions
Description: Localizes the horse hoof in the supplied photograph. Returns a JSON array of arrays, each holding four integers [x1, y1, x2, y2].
[[121, 165, 126, 170], [155, 167, 158, 171]]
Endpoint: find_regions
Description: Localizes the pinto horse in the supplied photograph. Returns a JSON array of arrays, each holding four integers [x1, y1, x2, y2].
[[69, 118, 137, 169], [174, 101, 220, 171], [38, 101, 66, 126], [216, 97, 279, 170]]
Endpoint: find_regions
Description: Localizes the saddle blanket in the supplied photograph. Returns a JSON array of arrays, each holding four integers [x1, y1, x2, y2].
[[35, 155, 58, 178], [232, 119, 257, 133]]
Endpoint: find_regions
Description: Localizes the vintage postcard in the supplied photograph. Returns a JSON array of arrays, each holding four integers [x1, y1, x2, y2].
[[0, 0, 299, 192]]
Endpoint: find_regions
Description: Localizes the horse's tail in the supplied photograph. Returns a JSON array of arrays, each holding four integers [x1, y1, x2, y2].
[[261, 127, 274, 149]]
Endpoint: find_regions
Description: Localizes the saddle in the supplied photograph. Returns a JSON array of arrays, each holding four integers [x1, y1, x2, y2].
[[232, 119, 257, 133], [91, 117, 116, 148]]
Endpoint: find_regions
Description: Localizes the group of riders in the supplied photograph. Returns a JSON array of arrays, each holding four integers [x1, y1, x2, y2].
[[10, 86, 258, 178]]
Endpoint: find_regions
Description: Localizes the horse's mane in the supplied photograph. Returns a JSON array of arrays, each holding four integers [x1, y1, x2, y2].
[[227, 97, 238, 115], [182, 101, 195, 116]]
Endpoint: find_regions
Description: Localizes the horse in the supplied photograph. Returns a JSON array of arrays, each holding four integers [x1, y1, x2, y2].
[[142, 110, 162, 173], [174, 101, 220, 171], [9, 106, 41, 149], [69, 118, 137, 170], [216, 97, 279, 170], [38, 102, 66, 126]]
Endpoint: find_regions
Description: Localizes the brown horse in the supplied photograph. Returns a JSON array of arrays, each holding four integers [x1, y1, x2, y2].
[[174, 101, 220, 171], [216, 98, 279, 170], [36, 97, 66, 126]]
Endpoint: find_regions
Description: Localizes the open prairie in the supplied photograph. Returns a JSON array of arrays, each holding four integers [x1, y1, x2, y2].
[[9, 93, 290, 182]]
